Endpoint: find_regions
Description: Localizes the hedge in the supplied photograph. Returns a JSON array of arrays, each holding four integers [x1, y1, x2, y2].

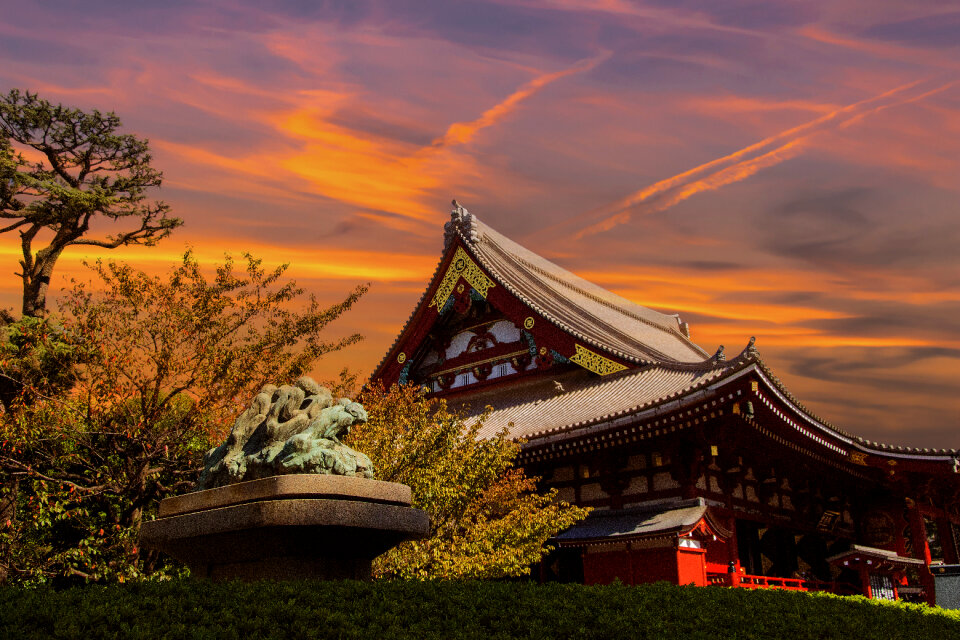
[[1, 580, 957, 639]]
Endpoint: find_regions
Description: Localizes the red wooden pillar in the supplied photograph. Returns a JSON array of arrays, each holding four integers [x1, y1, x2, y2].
[[861, 568, 873, 599], [726, 514, 741, 586]]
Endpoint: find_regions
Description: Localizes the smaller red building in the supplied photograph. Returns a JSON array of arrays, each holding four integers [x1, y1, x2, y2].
[[373, 204, 960, 604], [552, 498, 729, 587]]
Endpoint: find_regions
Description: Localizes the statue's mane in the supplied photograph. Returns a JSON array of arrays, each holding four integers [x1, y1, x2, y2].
[[198, 376, 373, 489]]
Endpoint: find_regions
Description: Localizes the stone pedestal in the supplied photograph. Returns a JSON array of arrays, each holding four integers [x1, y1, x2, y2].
[[140, 474, 429, 581]]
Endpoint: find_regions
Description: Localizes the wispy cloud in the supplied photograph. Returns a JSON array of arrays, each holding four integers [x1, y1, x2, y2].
[[575, 78, 954, 238], [432, 51, 610, 148], [272, 52, 608, 230]]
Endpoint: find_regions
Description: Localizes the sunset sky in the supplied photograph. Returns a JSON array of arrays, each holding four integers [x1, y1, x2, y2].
[[2, 1, 958, 447]]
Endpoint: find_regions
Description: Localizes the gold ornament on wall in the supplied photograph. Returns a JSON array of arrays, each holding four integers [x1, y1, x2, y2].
[[569, 344, 627, 376], [430, 247, 495, 309]]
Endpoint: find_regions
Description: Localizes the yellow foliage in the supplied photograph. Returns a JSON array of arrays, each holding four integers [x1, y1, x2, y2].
[[347, 383, 588, 580]]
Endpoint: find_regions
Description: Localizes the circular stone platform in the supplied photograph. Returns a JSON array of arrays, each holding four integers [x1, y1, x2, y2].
[[140, 474, 429, 581]]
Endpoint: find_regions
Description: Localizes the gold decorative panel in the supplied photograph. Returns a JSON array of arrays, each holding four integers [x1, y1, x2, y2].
[[569, 344, 627, 376], [430, 247, 495, 308]]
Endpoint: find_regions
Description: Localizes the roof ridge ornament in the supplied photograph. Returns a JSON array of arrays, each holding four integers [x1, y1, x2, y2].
[[714, 345, 726, 363], [444, 199, 480, 249], [740, 336, 758, 360]]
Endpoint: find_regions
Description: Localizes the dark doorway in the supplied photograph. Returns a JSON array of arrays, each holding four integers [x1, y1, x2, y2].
[[736, 520, 764, 575], [540, 547, 584, 583]]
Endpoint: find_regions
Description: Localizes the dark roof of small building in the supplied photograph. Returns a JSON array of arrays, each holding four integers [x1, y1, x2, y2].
[[826, 545, 925, 567], [554, 498, 731, 544]]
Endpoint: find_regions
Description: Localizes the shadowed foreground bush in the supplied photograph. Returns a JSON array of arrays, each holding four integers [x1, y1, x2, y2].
[[1, 580, 957, 639]]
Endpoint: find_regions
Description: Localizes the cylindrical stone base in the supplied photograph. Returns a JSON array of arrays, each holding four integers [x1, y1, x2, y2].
[[140, 475, 429, 582]]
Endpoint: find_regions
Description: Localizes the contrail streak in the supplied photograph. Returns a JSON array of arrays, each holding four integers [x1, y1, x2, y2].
[[575, 79, 950, 238]]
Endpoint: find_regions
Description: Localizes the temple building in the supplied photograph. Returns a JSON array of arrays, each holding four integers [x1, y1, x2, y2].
[[372, 204, 960, 603]]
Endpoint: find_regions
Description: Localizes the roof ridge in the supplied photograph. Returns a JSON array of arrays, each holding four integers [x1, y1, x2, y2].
[[453, 205, 710, 363], [508, 249, 690, 341], [471, 237, 651, 364], [445, 200, 479, 248]]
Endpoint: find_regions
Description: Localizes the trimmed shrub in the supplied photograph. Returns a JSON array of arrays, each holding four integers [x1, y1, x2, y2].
[[1, 580, 958, 639]]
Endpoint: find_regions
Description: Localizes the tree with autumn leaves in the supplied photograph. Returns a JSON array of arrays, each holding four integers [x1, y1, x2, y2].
[[0, 88, 585, 585], [0, 252, 587, 584], [0, 253, 365, 584], [350, 384, 588, 580]]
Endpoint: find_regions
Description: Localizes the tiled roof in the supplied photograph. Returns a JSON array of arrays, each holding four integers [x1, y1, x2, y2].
[[468, 360, 733, 441], [751, 358, 959, 458], [826, 545, 925, 567], [449, 207, 709, 364], [375, 205, 959, 463], [461, 349, 960, 461], [555, 498, 730, 543]]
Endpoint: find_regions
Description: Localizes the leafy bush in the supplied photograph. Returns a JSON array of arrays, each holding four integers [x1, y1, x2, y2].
[[348, 383, 588, 579], [0, 580, 957, 640], [0, 252, 365, 585]]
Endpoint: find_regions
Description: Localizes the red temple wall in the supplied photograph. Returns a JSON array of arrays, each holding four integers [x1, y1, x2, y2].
[[632, 549, 678, 585], [582, 549, 632, 585], [582, 546, 709, 587]]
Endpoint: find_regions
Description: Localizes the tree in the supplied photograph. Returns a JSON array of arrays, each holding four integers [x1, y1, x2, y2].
[[0, 314, 87, 411], [0, 252, 366, 584], [347, 383, 589, 580], [0, 89, 181, 317]]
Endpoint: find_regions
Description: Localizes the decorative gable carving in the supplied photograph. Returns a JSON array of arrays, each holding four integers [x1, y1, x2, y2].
[[430, 246, 495, 309]]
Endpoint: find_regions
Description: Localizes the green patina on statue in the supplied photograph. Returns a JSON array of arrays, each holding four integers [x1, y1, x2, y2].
[[198, 376, 374, 489]]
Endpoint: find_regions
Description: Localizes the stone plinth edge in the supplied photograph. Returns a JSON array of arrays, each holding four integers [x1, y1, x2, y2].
[[158, 474, 412, 517], [141, 475, 429, 581]]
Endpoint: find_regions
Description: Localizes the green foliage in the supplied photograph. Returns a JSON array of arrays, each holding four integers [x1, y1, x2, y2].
[[347, 383, 589, 580], [0, 89, 182, 316], [1, 580, 957, 640], [0, 252, 366, 585], [0, 315, 86, 409]]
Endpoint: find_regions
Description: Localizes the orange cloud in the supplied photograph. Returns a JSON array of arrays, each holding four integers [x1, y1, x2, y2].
[[798, 26, 960, 73], [432, 52, 611, 148], [268, 53, 609, 229], [0, 237, 436, 284], [687, 95, 838, 115], [574, 262, 960, 355]]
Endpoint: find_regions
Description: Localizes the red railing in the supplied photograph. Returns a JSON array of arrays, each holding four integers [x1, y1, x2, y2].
[[707, 572, 834, 592], [708, 572, 923, 601]]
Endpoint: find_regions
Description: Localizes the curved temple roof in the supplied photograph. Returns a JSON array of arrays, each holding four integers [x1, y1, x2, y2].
[[375, 205, 959, 466], [445, 206, 709, 365]]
